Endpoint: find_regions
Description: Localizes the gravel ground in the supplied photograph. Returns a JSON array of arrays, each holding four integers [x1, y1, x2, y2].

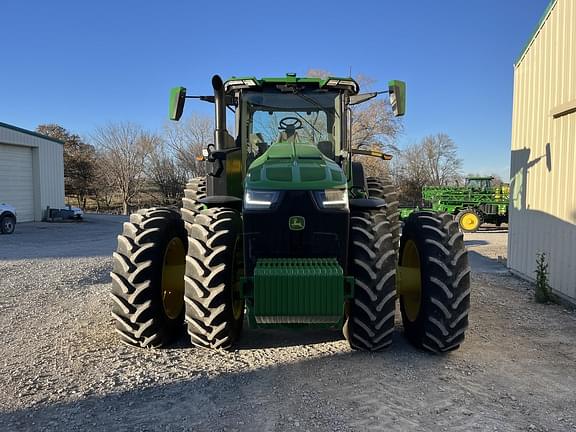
[[1, 216, 575, 431]]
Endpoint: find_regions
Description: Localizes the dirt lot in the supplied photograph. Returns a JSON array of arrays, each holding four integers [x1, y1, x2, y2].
[[1, 216, 575, 431]]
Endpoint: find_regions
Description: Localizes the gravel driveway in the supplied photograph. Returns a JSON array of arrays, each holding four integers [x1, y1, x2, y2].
[[0, 216, 575, 431]]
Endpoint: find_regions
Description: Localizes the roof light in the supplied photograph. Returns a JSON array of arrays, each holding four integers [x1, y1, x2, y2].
[[323, 79, 359, 94], [224, 79, 258, 92]]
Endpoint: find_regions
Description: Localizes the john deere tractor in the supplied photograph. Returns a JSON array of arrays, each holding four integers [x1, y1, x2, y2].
[[110, 74, 470, 353]]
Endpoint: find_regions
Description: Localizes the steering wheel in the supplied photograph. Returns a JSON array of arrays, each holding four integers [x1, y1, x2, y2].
[[278, 117, 303, 131]]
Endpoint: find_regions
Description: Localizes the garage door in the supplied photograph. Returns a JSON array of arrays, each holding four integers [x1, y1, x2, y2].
[[0, 144, 34, 222]]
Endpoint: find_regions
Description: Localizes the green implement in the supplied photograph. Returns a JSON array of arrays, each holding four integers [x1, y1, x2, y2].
[[400, 176, 509, 232]]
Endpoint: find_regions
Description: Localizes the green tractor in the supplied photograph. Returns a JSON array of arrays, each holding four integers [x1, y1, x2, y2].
[[110, 74, 470, 353]]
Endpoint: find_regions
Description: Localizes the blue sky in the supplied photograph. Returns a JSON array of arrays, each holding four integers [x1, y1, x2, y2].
[[1, 0, 550, 179]]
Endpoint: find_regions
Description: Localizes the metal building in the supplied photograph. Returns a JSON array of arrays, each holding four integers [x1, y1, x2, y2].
[[0, 122, 65, 222], [509, 0, 576, 303]]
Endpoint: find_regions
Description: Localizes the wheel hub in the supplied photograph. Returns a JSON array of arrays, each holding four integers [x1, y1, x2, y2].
[[161, 237, 186, 319], [398, 239, 422, 322], [460, 213, 479, 230]]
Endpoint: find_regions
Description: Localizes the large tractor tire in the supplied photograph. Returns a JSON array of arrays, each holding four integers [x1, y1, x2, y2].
[[344, 209, 396, 351], [455, 208, 482, 233], [110, 208, 187, 348], [183, 207, 244, 349], [181, 177, 207, 219], [397, 211, 471, 353], [366, 176, 401, 254]]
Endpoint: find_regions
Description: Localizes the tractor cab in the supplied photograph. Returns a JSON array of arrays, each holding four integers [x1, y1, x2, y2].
[[465, 176, 494, 191], [169, 74, 405, 202], [236, 78, 349, 166]]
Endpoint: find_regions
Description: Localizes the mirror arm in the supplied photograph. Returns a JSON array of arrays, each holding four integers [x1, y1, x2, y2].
[[187, 95, 237, 106], [350, 148, 393, 161]]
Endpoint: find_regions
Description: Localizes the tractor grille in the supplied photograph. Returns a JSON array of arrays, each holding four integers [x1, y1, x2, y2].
[[242, 190, 349, 277]]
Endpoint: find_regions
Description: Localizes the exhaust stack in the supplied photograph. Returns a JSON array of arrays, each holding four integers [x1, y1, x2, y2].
[[212, 75, 227, 151]]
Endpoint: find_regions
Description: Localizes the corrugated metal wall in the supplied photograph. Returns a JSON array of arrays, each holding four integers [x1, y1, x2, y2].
[[509, 0, 576, 303], [0, 144, 34, 221], [0, 125, 65, 221]]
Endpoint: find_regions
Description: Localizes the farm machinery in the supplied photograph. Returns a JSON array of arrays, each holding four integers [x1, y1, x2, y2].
[[401, 177, 509, 232], [110, 74, 471, 353]]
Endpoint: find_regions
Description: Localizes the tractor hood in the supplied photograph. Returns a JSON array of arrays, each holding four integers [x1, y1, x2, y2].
[[245, 142, 346, 190]]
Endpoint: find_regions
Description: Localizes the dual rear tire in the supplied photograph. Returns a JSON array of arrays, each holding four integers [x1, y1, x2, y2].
[[110, 208, 187, 347], [398, 212, 471, 352], [110, 178, 243, 350]]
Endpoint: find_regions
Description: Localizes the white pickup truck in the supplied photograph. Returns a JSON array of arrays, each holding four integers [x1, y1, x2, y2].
[[0, 203, 16, 234]]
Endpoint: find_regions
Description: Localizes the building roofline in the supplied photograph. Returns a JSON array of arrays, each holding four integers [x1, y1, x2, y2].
[[0, 121, 65, 144], [515, 0, 558, 68]]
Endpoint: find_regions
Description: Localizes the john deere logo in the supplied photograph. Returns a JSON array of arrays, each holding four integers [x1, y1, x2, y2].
[[289, 216, 305, 231]]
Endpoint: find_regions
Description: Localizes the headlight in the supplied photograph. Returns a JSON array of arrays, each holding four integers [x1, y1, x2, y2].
[[313, 189, 349, 210], [244, 190, 280, 210]]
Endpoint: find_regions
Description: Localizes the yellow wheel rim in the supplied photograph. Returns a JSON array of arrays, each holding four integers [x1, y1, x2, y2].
[[398, 239, 422, 322], [460, 212, 480, 231], [161, 237, 186, 319]]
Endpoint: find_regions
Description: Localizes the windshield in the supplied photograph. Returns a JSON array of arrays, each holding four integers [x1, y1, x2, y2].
[[466, 179, 491, 190], [242, 89, 341, 160]]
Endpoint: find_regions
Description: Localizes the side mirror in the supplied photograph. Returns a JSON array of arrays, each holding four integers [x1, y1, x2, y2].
[[388, 80, 406, 117], [169, 86, 187, 121]]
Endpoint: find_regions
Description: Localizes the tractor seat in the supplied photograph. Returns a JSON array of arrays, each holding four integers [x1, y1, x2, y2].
[[249, 133, 267, 155], [278, 130, 299, 143]]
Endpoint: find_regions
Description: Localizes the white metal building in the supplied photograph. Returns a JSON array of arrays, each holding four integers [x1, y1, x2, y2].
[[0, 122, 65, 222], [509, 0, 576, 303]]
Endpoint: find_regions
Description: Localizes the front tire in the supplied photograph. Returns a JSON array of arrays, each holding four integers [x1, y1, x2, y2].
[[181, 177, 207, 219], [183, 208, 244, 350], [110, 208, 187, 347], [1, 215, 16, 234], [344, 209, 396, 351], [366, 176, 401, 254], [398, 211, 471, 352]]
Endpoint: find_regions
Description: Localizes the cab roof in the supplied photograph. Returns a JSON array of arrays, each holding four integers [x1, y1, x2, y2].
[[224, 73, 360, 94]]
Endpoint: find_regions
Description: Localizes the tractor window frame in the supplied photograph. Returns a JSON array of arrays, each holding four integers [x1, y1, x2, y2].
[[237, 88, 343, 169]]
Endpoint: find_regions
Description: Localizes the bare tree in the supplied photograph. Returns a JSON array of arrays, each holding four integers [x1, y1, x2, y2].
[[393, 143, 432, 204], [148, 140, 188, 205], [392, 133, 462, 203], [351, 99, 402, 153], [37, 124, 97, 207], [163, 114, 212, 179], [92, 152, 117, 212], [92, 123, 158, 215], [421, 133, 462, 186]]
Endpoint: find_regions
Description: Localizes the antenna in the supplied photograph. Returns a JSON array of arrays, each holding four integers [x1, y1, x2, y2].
[[348, 66, 352, 77]]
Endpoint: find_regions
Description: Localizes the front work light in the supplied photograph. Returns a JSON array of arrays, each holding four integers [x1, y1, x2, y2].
[[313, 189, 349, 210], [244, 190, 280, 210]]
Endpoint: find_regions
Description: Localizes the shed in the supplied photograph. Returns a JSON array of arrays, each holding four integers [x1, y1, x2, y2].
[[0, 122, 65, 222], [509, 0, 576, 303]]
